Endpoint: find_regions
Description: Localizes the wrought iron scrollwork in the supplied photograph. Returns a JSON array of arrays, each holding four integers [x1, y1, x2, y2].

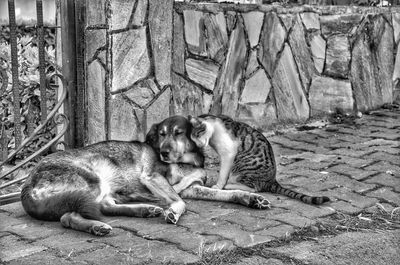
[[0, 74, 70, 203]]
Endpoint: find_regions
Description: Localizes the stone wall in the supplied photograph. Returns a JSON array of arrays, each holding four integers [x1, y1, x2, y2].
[[85, 0, 174, 144], [84, 1, 400, 143], [172, 3, 400, 131]]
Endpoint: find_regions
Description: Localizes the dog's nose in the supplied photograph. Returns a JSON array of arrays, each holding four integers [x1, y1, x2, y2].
[[160, 151, 169, 159]]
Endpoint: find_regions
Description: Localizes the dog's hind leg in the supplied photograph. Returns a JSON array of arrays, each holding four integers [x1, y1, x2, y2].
[[100, 196, 163, 218], [180, 185, 271, 210], [140, 172, 186, 224], [60, 212, 112, 236]]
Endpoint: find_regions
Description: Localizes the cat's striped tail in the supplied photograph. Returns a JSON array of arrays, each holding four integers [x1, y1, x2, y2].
[[266, 181, 330, 205]]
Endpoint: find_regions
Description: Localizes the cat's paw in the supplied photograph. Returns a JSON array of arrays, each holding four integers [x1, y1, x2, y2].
[[249, 194, 271, 210]]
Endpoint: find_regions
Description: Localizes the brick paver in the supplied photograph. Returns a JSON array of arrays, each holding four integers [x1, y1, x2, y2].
[[1, 108, 399, 264]]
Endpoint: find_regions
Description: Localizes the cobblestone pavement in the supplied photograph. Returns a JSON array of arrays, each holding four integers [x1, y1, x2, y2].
[[1, 108, 399, 264]]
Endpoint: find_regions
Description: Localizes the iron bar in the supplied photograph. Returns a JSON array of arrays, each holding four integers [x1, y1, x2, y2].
[[8, 0, 22, 147], [0, 113, 69, 189], [60, 0, 77, 148], [0, 192, 20, 205], [0, 74, 67, 168], [36, 0, 47, 124]]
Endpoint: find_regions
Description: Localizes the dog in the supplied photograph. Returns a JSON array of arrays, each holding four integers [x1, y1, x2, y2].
[[21, 116, 270, 236], [145, 116, 271, 218]]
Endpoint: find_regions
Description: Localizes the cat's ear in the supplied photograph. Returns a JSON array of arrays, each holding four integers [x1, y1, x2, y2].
[[188, 115, 201, 127]]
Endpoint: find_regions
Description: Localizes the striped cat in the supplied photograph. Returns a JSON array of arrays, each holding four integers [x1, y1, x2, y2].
[[189, 114, 330, 205]]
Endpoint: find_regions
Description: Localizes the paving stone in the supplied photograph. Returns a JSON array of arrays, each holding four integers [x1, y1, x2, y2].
[[273, 199, 336, 219], [326, 155, 373, 168], [205, 223, 275, 248], [220, 212, 281, 232], [285, 173, 376, 194], [365, 173, 400, 192], [282, 160, 331, 171], [200, 240, 236, 255], [255, 224, 295, 239], [235, 256, 284, 265], [40, 231, 106, 257], [363, 161, 400, 176], [0, 234, 47, 262], [6, 252, 79, 265], [270, 212, 316, 228], [242, 11, 264, 48], [366, 187, 400, 206], [4, 215, 64, 241], [362, 152, 400, 166], [330, 200, 363, 214], [326, 164, 376, 181], [90, 229, 200, 263], [324, 187, 379, 209], [185, 58, 219, 91]]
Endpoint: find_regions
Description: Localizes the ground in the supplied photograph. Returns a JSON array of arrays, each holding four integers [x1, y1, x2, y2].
[[0, 107, 399, 265]]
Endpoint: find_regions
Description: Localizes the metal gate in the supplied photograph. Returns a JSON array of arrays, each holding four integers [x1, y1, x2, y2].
[[0, 0, 82, 205]]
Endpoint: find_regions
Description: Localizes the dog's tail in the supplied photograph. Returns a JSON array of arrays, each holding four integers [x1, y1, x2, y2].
[[21, 185, 101, 221], [265, 181, 330, 205]]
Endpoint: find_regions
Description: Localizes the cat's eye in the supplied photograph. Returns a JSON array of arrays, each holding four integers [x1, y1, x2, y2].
[[175, 130, 184, 135]]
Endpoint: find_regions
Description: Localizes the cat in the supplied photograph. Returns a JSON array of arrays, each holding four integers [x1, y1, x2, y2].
[[188, 114, 330, 205]]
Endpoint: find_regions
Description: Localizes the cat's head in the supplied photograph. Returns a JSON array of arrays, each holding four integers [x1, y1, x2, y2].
[[188, 115, 212, 148]]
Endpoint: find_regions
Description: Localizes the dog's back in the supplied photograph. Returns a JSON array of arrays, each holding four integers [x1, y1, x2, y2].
[[21, 141, 157, 222]]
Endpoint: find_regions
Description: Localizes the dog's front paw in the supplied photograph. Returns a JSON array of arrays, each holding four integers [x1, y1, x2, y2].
[[211, 184, 223, 190], [249, 194, 271, 210], [164, 208, 179, 224], [90, 223, 112, 236], [143, 206, 163, 218]]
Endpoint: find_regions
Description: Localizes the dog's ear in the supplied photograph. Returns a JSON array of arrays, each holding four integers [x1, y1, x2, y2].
[[145, 123, 159, 150]]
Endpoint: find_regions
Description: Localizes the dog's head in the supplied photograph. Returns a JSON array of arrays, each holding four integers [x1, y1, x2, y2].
[[146, 116, 203, 165]]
